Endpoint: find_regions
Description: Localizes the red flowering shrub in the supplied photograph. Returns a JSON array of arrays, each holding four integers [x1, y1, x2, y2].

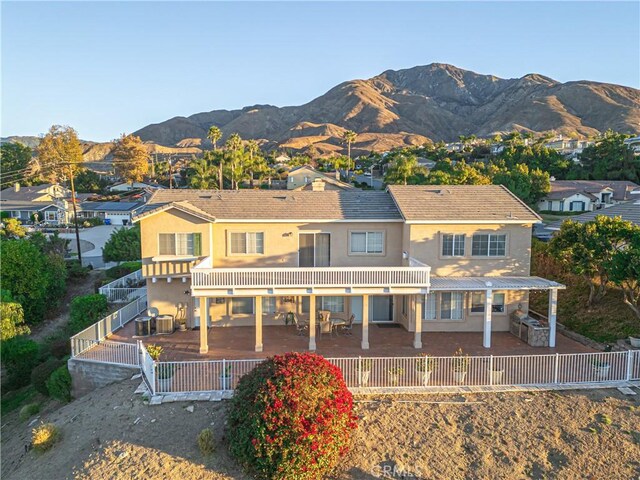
[[227, 352, 358, 479]]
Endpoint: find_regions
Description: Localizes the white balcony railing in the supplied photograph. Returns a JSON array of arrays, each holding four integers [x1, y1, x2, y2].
[[191, 264, 430, 291]]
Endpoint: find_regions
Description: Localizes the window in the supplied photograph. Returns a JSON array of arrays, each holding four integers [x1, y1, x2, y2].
[[45, 211, 57, 221], [230, 232, 264, 255], [232, 297, 254, 315], [471, 234, 506, 257], [442, 234, 465, 256], [470, 292, 506, 313], [159, 233, 202, 256], [262, 297, 276, 315], [423, 294, 436, 320], [440, 292, 463, 320], [350, 231, 384, 254], [301, 296, 310, 314], [319, 296, 344, 313]]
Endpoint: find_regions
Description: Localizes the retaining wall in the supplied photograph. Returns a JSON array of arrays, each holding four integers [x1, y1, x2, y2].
[[68, 358, 139, 398]]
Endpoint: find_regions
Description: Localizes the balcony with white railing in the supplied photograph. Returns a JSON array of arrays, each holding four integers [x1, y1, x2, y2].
[[190, 257, 430, 296]]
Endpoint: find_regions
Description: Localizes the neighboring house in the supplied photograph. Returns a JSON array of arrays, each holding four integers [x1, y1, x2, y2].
[[544, 138, 593, 158], [274, 154, 291, 164], [109, 181, 165, 192], [76, 201, 144, 225], [547, 198, 640, 231], [0, 183, 71, 224], [133, 185, 563, 355], [287, 166, 354, 191], [538, 180, 639, 212]]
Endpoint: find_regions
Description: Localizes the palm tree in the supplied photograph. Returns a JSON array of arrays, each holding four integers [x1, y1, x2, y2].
[[225, 133, 243, 190], [207, 126, 223, 189], [188, 156, 217, 189], [385, 153, 423, 185], [341, 130, 357, 178]]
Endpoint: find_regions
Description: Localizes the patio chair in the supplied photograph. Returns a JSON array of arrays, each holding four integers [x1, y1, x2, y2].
[[292, 314, 308, 336], [338, 314, 355, 335], [318, 317, 332, 337]]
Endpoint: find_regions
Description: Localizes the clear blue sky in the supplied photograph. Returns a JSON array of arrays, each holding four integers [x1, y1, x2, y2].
[[2, 1, 639, 142]]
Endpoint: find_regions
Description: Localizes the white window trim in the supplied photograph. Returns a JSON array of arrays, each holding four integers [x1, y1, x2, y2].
[[440, 233, 466, 258], [348, 230, 386, 256], [423, 292, 465, 322], [471, 233, 508, 258], [469, 292, 507, 315], [297, 231, 332, 267], [227, 231, 265, 256]]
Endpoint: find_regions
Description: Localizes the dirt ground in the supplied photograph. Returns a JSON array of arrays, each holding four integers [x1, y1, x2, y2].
[[30, 270, 104, 342], [2, 379, 639, 480]]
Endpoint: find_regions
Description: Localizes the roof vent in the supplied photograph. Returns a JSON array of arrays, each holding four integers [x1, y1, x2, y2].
[[200, 195, 212, 199]]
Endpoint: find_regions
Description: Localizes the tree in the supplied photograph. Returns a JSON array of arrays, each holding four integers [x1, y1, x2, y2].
[[341, 130, 357, 177], [384, 153, 425, 185], [73, 169, 108, 193], [112, 134, 150, 185], [0, 237, 67, 324], [36, 125, 84, 183], [103, 224, 141, 262], [0, 290, 30, 340], [607, 228, 640, 320], [579, 130, 639, 182], [207, 126, 223, 189], [491, 163, 550, 206], [187, 156, 218, 189], [0, 142, 32, 183], [225, 133, 244, 190], [549, 216, 633, 306], [0, 218, 27, 239]]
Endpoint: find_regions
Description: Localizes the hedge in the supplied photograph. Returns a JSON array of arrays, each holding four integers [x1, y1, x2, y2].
[[31, 357, 65, 395]]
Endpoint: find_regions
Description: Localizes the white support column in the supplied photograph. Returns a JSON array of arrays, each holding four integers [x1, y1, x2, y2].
[[255, 296, 263, 353], [199, 297, 209, 354], [361, 294, 370, 350], [308, 295, 316, 351], [413, 294, 423, 349], [548, 288, 558, 348], [483, 288, 493, 348]]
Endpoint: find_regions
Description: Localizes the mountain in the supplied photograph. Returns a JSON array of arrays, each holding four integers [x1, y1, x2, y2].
[[133, 63, 640, 154]]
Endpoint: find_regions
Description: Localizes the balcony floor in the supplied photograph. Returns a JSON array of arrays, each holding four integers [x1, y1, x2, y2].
[[107, 321, 595, 361]]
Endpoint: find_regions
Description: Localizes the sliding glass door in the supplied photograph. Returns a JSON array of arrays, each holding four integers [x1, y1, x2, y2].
[[299, 233, 330, 267]]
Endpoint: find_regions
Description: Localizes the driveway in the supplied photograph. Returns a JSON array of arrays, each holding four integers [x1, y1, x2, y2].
[[59, 225, 123, 267]]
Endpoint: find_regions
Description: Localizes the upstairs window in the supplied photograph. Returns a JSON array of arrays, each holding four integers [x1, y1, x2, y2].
[[159, 233, 202, 256], [471, 234, 506, 257], [442, 234, 465, 257], [230, 232, 264, 255], [350, 231, 384, 254]]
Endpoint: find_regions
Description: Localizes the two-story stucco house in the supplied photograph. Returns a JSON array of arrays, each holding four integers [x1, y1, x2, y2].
[[133, 185, 563, 355]]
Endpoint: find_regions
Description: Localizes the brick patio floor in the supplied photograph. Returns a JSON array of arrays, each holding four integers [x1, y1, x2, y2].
[[108, 321, 595, 361]]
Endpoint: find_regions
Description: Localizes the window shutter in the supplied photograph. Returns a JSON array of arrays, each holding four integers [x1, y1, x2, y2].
[[193, 233, 202, 256]]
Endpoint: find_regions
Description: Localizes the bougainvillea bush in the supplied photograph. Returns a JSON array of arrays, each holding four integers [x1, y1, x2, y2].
[[227, 352, 358, 480]]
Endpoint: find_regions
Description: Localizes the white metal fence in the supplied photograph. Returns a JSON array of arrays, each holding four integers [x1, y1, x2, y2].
[[141, 350, 640, 396], [73, 340, 139, 366], [99, 269, 146, 303], [71, 294, 147, 358]]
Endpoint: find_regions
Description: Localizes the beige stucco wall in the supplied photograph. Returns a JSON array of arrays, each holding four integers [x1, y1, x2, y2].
[[406, 223, 533, 276], [211, 221, 404, 268], [287, 168, 339, 190]]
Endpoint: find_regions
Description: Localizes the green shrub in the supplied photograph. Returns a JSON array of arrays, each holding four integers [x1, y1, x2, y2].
[[31, 357, 64, 395], [228, 352, 358, 480], [46, 365, 72, 403], [66, 260, 89, 279], [81, 217, 104, 227], [19, 402, 40, 421], [47, 337, 71, 359], [103, 225, 140, 262], [68, 294, 108, 334], [105, 261, 142, 280], [197, 428, 216, 456], [32, 423, 60, 452], [0, 336, 40, 388]]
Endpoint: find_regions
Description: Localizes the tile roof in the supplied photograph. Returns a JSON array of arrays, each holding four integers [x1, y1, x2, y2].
[[387, 185, 540, 223], [547, 200, 640, 229], [135, 189, 403, 221], [78, 201, 143, 212], [0, 200, 60, 212], [545, 180, 639, 201]]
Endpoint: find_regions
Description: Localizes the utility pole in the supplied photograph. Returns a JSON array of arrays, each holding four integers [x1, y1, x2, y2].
[[168, 157, 173, 189], [68, 165, 82, 265]]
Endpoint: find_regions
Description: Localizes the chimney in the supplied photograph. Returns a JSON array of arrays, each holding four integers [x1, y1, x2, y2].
[[14, 183, 20, 193], [311, 178, 325, 192]]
